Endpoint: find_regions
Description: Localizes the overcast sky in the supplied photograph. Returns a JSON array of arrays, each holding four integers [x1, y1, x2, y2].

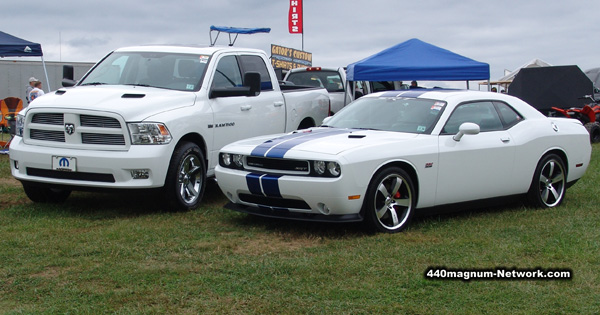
[[4, 0, 600, 84]]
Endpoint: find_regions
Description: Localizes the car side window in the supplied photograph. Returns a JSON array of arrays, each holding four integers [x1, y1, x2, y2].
[[494, 101, 523, 128], [442, 101, 503, 134], [212, 55, 243, 89], [239, 55, 273, 90]]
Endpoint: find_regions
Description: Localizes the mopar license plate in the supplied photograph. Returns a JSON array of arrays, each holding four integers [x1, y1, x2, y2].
[[52, 156, 77, 172]]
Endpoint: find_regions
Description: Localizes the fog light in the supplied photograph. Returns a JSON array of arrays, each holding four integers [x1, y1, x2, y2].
[[317, 203, 331, 215], [131, 169, 150, 179]]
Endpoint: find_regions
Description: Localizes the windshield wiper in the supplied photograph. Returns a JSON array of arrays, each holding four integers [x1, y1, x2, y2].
[[80, 82, 107, 86], [125, 83, 153, 87]]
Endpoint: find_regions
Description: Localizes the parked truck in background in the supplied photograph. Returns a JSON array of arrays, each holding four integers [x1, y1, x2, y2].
[[9, 45, 330, 210], [284, 66, 407, 115]]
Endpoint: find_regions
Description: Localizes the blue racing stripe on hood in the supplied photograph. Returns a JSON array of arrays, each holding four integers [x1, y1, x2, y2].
[[251, 128, 352, 158]]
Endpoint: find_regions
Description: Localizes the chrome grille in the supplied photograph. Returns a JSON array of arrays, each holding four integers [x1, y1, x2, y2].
[[30, 129, 65, 142], [31, 113, 64, 125], [80, 115, 121, 128], [26, 111, 128, 149], [82, 133, 126, 145]]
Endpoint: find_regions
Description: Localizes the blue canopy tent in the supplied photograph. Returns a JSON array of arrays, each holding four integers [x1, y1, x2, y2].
[[0, 31, 50, 91], [209, 26, 271, 46], [346, 38, 489, 84]]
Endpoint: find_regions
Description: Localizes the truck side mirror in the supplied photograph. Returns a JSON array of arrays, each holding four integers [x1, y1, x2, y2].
[[62, 65, 76, 87], [244, 72, 261, 96]]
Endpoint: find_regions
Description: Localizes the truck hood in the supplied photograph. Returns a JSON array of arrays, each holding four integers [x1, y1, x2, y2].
[[28, 86, 197, 121], [230, 127, 420, 157]]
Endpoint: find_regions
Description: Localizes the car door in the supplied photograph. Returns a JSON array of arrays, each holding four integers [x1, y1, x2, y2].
[[207, 54, 285, 170], [436, 101, 517, 205]]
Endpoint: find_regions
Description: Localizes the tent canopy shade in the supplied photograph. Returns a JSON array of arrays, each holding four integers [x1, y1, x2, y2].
[[0, 31, 49, 91], [346, 38, 489, 82], [0, 31, 43, 57]]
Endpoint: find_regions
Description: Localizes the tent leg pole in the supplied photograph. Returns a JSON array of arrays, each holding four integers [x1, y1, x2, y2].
[[41, 56, 51, 92]]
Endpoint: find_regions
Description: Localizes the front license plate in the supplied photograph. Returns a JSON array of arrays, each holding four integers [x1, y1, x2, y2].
[[52, 156, 77, 172]]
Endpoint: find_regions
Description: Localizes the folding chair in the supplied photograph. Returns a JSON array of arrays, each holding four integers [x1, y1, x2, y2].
[[0, 97, 24, 150]]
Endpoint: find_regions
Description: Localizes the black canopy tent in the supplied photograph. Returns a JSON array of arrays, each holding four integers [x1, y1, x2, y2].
[[0, 31, 50, 91]]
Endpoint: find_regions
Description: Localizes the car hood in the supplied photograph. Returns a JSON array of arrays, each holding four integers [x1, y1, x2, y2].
[[231, 127, 420, 157], [27, 86, 197, 121]]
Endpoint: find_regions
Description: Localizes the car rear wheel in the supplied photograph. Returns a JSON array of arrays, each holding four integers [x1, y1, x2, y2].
[[22, 182, 71, 203], [363, 167, 416, 233], [164, 142, 206, 211], [526, 154, 566, 208]]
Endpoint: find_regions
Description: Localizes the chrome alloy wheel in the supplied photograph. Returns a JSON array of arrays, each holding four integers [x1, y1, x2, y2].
[[178, 154, 204, 205], [536, 158, 566, 207], [373, 173, 413, 231]]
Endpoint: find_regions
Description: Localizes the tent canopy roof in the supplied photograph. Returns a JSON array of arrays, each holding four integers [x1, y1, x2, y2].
[[0, 31, 43, 57], [346, 38, 489, 81]]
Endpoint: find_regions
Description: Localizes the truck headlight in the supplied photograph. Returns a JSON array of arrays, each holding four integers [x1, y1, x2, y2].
[[128, 123, 172, 145], [16, 114, 25, 137]]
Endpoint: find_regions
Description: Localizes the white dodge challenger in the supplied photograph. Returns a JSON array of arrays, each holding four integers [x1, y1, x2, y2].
[[215, 90, 591, 233]]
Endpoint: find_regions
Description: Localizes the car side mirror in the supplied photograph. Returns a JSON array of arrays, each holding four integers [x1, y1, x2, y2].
[[453, 122, 480, 141], [322, 116, 333, 125]]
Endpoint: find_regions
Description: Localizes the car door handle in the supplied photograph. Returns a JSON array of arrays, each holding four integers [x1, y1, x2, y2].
[[240, 105, 252, 111], [274, 101, 284, 107]]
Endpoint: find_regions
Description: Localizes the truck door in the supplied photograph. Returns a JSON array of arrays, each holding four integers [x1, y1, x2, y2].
[[207, 54, 285, 170]]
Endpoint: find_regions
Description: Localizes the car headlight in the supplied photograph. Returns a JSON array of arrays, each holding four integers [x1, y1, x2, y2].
[[312, 160, 341, 177], [128, 123, 172, 145], [220, 153, 244, 170], [15, 114, 25, 137]]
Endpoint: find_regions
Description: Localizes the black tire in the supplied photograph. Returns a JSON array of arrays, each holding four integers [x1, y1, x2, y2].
[[526, 154, 567, 208], [22, 182, 71, 203], [163, 142, 206, 211], [363, 167, 416, 233], [584, 122, 600, 143]]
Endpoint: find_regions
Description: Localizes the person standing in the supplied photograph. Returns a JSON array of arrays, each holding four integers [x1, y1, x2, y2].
[[25, 77, 38, 106], [29, 81, 45, 102]]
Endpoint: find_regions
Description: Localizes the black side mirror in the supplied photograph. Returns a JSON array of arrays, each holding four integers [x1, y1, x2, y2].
[[62, 65, 76, 87], [244, 72, 261, 96]]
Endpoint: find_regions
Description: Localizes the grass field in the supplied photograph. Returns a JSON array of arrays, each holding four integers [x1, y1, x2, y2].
[[0, 146, 599, 313]]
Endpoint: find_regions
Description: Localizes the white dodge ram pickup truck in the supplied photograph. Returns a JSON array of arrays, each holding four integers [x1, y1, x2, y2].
[[9, 45, 330, 210]]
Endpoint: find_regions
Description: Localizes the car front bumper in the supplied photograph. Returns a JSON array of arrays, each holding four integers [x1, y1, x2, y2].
[[215, 165, 367, 220]]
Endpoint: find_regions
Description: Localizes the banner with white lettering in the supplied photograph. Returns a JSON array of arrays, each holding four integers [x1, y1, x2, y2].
[[288, 0, 303, 34]]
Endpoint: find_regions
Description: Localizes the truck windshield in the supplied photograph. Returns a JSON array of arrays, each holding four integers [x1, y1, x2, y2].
[[79, 51, 210, 91]]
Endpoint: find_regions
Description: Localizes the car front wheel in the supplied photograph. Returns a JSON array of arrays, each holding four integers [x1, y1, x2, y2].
[[526, 154, 566, 208], [164, 142, 206, 211], [363, 167, 416, 233]]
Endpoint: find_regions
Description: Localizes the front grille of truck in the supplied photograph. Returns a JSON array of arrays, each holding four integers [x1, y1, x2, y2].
[[27, 112, 128, 148]]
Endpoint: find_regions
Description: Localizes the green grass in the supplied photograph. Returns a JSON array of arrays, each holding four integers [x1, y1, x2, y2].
[[1, 146, 599, 313]]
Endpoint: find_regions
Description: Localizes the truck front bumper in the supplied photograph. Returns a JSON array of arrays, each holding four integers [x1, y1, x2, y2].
[[9, 136, 173, 189]]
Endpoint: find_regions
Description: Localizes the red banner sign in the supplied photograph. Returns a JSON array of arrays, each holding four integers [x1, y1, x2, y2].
[[288, 0, 303, 34]]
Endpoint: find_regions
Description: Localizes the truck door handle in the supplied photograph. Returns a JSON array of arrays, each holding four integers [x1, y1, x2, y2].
[[501, 137, 510, 143], [240, 105, 252, 111], [274, 101, 284, 107]]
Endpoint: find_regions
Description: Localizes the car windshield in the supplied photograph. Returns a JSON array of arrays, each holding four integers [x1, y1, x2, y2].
[[324, 96, 446, 134], [79, 51, 209, 91], [286, 70, 344, 92]]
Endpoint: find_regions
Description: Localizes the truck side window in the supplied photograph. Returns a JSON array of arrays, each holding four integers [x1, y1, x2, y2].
[[239, 55, 273, 90], [212, 56, 243, 89]]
